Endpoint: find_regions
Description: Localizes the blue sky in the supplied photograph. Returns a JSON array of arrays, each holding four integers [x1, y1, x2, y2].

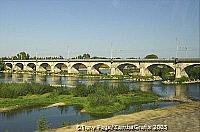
[[0, 0, 199, 58]]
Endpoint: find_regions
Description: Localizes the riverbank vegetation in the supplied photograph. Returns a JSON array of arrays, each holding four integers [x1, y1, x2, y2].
[[0, 83, 54, 98], [0, 82, 158, 115]]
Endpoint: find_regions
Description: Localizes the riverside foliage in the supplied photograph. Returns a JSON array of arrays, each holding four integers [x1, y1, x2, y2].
[[0, 83, 54, 98], [73, 83, 130, 106], [0, 82, 158, 115]]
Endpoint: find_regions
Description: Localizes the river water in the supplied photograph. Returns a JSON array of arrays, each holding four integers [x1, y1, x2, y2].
[[0, 73, 199, 132]]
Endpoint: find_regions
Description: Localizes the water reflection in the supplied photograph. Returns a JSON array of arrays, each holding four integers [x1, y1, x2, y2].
[[139, 82, 153, 92], [115, 101, 179, 115], [0, 73, 199, 100], [175, 85, 188, 98], [0, 106, 95, 132], [0, 101, 179, 132]]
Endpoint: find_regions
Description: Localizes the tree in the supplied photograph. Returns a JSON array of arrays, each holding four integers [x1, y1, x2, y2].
[[16, 52, 30, 60], [59, 55, 64, 59], [74, 54, 91, 59], [77, 55, 82, 59], [82, 53, 90, 59], [145, 54, 158, 59], [13, 56, 18, 60], [185, 65, 200, 80]]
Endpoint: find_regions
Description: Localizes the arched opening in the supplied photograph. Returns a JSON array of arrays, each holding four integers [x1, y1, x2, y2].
[[5, 63, 12, 70], [39, 63, 51, 71], [71, 63, 87, 74], [54, 63, 68, 73], [147, 64, 175, 80], [117, 63, 139, 75], [92, 63, 110, 74], [184, 64, 200, 80], [14, 63, 24, 71], [27, 63, 36, 71]]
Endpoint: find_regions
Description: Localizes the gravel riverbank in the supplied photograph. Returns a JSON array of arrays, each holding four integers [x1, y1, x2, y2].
[[52, 101, 200, 132]]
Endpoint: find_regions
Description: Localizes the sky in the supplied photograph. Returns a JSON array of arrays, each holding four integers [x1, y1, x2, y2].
[[0, 0, 199, 58]]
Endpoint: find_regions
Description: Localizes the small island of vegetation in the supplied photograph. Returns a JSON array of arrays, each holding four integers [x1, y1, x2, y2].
[[0, 82, 158, 115]]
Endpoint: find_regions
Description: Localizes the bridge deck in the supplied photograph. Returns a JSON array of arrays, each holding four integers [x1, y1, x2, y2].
[[3, 58, 200, 63]]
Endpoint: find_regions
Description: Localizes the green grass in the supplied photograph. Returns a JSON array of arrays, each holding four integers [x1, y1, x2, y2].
[[0, 94, 86, 111]]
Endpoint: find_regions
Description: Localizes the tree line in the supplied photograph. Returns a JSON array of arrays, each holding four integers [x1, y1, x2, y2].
[[1, 51, 160, 60]]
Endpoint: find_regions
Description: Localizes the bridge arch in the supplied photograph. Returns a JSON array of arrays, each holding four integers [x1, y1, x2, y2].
[[91, 63, 110, 74], [117, 63, 139, 75], [184, 64, 200, 80], [146, 64, 175, 80], [39, 63, 51, 71], [54, 63, 68, 73], [27, 63, 36, 71], [71, 63, 87, 74], [14, 63, 24, 71], [145, 63, 175, 70], [5, 63, 13, 70]]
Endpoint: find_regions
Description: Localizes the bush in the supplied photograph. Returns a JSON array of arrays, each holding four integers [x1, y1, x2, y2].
[[0, 83, 54, 98], [73, 84, 91, 97], [175, 76, 189, 84], [54, 86, 70, 95], [72, 83, 130, 107], [87, 90, 116, 106], [72, 83, 130, 97]]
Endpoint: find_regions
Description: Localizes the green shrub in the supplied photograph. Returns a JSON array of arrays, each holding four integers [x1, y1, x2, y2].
[[87, 88, 116, 106], [73, 83, 130, 97], [175, 76, 189, 84], [0, 83, 54, 98], [73, 84, 90, 97]]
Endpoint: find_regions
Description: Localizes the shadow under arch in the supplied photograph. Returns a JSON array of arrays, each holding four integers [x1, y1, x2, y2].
[[71, 63, 87, 74], [54, 63, 68, 73], [147, 64, 175, 80], [184, 64, 200, 80], [5, 63, 13, 70], [92, 63, 110, 74], [27, 63, 36, 71], [117, 63, 139, 75], [39, 63, 51, 71], [14, 63, 24, 71]]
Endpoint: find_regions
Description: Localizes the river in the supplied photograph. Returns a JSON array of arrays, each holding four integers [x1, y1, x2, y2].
[[0, 73, 199, 132]]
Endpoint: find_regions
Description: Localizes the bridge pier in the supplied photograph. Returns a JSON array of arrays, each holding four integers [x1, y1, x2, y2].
[[24, 64, 29, 71], [36, 64, 40, 72], [86, 66, 92, 74], [139, 67, 152, 77], [175, 67, 188, 78], [24, 64, 34, 72], [68, 67, 79, 74], [51, 65, 55, 73], [88, 67, 101, 75], [110, 67, 123, 75]]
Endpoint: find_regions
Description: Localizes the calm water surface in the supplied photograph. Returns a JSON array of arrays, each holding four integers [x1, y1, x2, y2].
[[0, 73, 199, 132]]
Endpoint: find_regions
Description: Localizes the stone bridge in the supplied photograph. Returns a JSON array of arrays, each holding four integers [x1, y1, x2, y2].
[[3, 58, 200, 78]]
